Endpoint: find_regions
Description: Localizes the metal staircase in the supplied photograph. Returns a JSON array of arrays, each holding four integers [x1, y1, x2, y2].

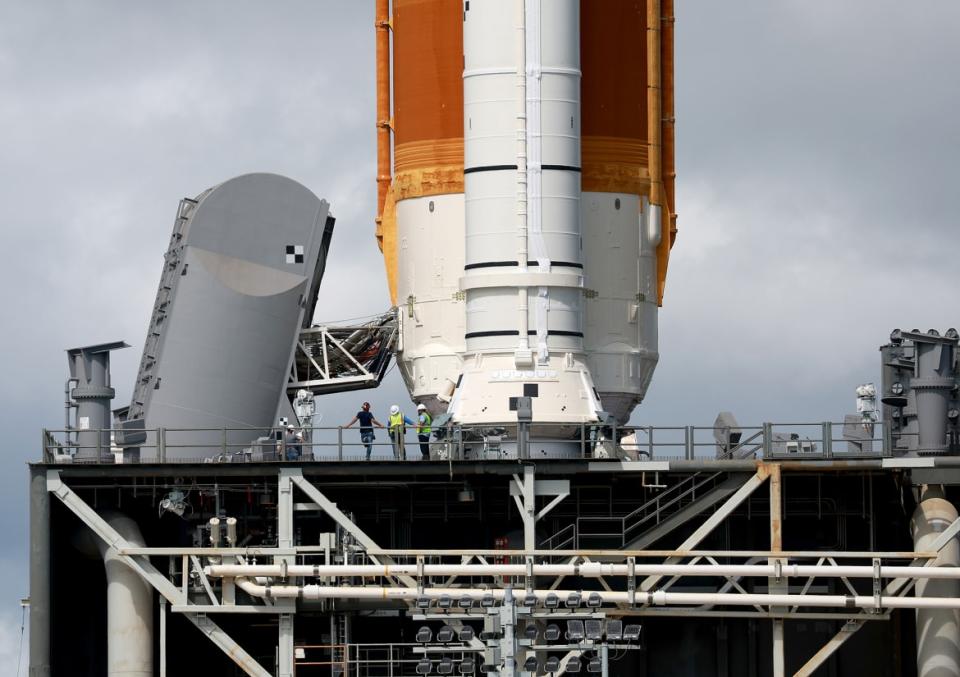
[[542, 472, 751, 551]]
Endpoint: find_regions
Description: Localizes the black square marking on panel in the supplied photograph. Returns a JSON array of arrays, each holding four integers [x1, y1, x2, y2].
[[523, 383, 539, 398]]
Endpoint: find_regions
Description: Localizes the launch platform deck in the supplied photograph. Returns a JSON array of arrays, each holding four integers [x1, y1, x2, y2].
[[30, 425, 959, 676]]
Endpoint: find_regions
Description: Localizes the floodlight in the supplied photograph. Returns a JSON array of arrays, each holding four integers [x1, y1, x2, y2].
[[565, 592, 582, 608], [544, 656, 560, 672], [522, 594, 538, 608], [416, 658, 433, 675], [480, 629, 500, 641], [586, 592, 602, 608], [480, 663, 499, 673], [438, 595, 453, 609], [605, 620, 622, 641], [481, 594, 496, 608], [458, 626, 475, 642], [416, 626, 433, 643], [460, 658, 476, 674], [436, 625, 455, 643], [524, 656, 539, 672], [417, 597, 432, 609], [458, 595, 474, 609], [587, 657, 602, 673], [544, 593, 560, 609], [523, 625, 538, 641], [438, 657, 455, 675], [544, 624, 561, 642], [565, 620, 585, 642], [565, 658, 582, 673], [622, 624, 642, 642], [585, 619, 603, 641]]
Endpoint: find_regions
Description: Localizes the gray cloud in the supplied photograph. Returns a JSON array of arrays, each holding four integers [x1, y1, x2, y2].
[[0, 1, 957, 671]]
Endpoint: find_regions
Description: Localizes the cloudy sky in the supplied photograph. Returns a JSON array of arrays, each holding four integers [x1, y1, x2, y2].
[[0, 0, 958, 672]]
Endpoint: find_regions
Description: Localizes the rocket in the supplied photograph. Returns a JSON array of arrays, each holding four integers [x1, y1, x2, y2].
[[376, 0, 676, 451]]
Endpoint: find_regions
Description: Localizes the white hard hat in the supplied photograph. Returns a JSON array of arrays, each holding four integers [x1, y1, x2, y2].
[[417, 403, 427, 411], [390, 405, 400, 415], [286, 424, 295, 430]]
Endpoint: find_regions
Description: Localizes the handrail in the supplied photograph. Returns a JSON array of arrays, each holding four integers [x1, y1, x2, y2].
[[38, 419, 900, 465]]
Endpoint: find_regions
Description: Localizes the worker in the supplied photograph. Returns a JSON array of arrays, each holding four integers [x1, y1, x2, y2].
[[387, 404, 415, 460], [344, 402, 384, 460], [416, 403, 432, 460], [283, 424, 302, 461]]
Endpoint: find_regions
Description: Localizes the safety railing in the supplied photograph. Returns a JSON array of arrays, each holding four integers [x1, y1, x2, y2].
[[39, 419, 898, 465]]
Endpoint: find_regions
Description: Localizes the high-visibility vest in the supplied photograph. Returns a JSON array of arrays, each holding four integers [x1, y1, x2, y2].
[[389, 412, 405, 432], [418, 413, 432, 435]]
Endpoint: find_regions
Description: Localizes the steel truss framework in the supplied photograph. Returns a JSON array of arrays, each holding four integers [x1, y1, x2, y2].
[[33, 463, 960, 677]]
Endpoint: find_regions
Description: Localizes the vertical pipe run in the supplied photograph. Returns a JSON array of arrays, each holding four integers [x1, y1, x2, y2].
[[912, 485, 960, 677], [375, 0, 392, 235], [660, 0, 675, 231], [97, 514, 153, 677], [646, 0, 662, 209], [515, 0, 530, 358]]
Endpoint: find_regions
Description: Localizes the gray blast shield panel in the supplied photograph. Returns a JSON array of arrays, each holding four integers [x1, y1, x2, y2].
[[126, 173, 334, 460]]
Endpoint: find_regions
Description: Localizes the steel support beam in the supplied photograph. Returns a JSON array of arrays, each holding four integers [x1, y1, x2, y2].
[[522, 467, 536, 551], [287, 470, 417, 588], [159, 597, 167, 677], [278, 613, 295, 677], [184, 613, 272, 677], [278, 470, 294, 550], [640, 466, 770, 592], [47, 470, 272, 677], [29, 467, 50, 677], [47, 470, 183, 604], [793, 517, 960, 677], [769, 464, 786, 677], [792, 620, 861, 677]]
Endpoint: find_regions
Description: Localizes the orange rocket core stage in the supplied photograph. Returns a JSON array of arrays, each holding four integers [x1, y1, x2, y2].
[[376, 0, 675, 305]]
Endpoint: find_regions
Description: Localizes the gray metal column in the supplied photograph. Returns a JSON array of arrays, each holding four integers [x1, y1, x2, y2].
[[912, 485, 960, 677], [28, 467, 50, 677], [500, 587, 517, 677], [66, 342, 127, 460], [522, 467, 535, 552], [277, 471, 295, 677], [159, 597, 167, 677], [905, 331, 958, 454], [278, 614, 295, 677]]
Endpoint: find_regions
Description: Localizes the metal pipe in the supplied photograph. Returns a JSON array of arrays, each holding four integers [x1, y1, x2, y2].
[[646, 0, 662, 209], [226, 517, 238, 547], [515, 0, 530, 354], [374, 0, 392, 233], [231, 580, 960, 611], [97, 514, 153, 677], [64, 377, 78, 449], [207, 561, 960, 581], [912, 486, 960, 677]]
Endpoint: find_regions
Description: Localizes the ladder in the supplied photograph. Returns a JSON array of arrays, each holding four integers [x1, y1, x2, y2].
[[127, 198, 196, 422]]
